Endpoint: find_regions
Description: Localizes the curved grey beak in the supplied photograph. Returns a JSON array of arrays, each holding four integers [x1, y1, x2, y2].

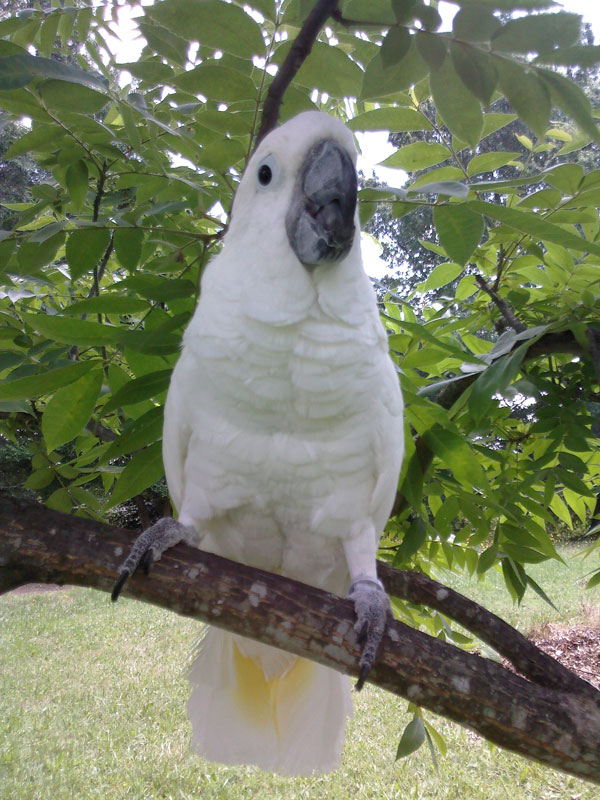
[[286, 139, 357, 268]]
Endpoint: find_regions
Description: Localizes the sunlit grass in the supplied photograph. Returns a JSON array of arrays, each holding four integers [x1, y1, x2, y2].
[[1, 547, 598, 799]]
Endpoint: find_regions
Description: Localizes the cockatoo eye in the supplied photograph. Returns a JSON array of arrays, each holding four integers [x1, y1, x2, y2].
[[258, 164, 272, 185], [257, 155, 279, 189]]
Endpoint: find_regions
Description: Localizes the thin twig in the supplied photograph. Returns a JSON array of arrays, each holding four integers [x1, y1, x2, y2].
[[475, 274, 527, 333]]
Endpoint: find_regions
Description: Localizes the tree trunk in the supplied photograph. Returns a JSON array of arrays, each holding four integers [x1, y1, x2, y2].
[[1, 493, 599, 783]]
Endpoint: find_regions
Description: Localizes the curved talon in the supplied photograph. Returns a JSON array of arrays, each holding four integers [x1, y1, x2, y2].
[[141, 549, 154, 575], [355, 662, 370, 692], [111, 569, 130, 603]]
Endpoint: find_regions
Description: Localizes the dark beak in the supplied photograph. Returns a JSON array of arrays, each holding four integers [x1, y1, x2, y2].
[[286, 139, 357, 268]]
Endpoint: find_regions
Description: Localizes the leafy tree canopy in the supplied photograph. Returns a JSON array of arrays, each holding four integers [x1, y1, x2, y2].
[[0, 0, 599, 623]]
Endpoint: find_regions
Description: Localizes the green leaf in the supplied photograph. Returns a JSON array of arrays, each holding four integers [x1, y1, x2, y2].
[[24, 467, 55, 490], [104, 369, 172, 412], [430, 58, 483, 147], [101, 406, 164, 462], [7, 125, 64, 157], [394, 518, 428, 563], [349, 107, 431, 133], [39, 12, 60, 57], [420, 261, 464, 291], [466, 199, 600, 258], [77, 6, 93, 43], [453, 6, 501, 41], [381, 26, 412, 69], [450, 41, 498, 107], [172, 64, 256, 103], [361, 39, 429, 100], [0, 53, 107, 91], [410, 166, 464, 189], [491, 12, 581, 54], [22, 313, 123, 347], [0, 362, 96, 401], [455, 274, 478, 300], [469, 341, 529, 420], [65, 160, 88, 211], [545, 163, 583, 194], [586, 570, 600, 590], [398, 320, 485, 364], [494, 57, 550, 139], [37, 79, 109, 113], [433, 205, 484, 265], [391, 0, 418, 25], [114, 228, 144, 272], [415, 30, 447, 70], [16, 231, 64, 273], [109, 275, 195, 302], [467, 151, 521, 176], [535, 44, 600, 67], [148, 0, 265, 59], [273, 41, 363, 98], [119, 59, 175, 84], [46, 488, 72, 513], [201, 137, 246, 171], [381, 142, 450, 171], [502, 557, 526, 601], [396, 717, 426, 760], [482, 112, 517, 138], [66, 228, 111, 281], [137, 21, 189, 65], [108, 442, 165, 508], [536, 67, 600, 144], [63, 296, 150, 316], [422, 425, 488, 489], [42, 368, 103, 451], [477, 544, 498, 575]]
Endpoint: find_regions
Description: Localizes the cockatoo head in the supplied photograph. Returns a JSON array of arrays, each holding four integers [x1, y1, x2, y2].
[[230, 111, 359, 269]]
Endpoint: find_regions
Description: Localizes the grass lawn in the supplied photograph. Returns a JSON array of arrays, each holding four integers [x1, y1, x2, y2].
[[1, 546, 598, 799]]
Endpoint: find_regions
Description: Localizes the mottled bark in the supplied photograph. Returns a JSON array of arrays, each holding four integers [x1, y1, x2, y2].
[[1, 494, 599, 784]]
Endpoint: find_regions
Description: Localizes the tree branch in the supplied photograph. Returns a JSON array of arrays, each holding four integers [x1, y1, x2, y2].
[[254, 0, 340, 147], [1, 494, 599, 783], [475, 274, 527, 333]]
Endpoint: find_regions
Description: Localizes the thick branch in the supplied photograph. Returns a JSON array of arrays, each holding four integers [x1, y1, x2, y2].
[[254, 0, 340, 147], [1, 495, 599, 783], [378, 564, 599, 702]]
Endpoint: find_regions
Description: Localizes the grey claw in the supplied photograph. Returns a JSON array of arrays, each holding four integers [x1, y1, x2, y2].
[[111, 569, 130, 603], [141, 549, 154, 575], [355, 662, 370, 692], [348, 577, 390, 691]]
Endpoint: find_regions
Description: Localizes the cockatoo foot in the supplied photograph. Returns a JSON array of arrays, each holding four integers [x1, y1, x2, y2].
[[348, 577, 390, 691], [111, 517, 195, 602]]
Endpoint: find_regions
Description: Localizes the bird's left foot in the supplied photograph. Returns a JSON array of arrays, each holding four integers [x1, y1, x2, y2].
[[348, 577, 390, 690], [111, 517, 197, 602]]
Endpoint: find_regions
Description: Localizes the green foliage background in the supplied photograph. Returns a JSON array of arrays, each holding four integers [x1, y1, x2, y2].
[[0, 0, 599, 616]]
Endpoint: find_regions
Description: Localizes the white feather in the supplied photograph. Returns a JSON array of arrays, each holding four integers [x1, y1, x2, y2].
[[162, 111, 404, 774]]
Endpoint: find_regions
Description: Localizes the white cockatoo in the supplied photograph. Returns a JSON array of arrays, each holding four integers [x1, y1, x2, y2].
[[113, 111, 404, 775]]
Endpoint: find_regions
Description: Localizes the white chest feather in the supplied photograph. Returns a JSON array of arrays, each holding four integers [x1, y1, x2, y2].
[[163, 252, 403, 591]]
